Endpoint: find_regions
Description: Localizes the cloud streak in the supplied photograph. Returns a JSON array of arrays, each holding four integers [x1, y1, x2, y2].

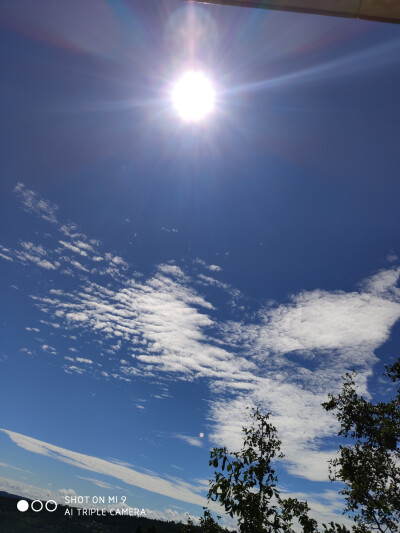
[[0, 429, 208, 507]]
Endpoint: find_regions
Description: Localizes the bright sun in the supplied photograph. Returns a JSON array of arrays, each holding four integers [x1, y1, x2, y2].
[[172, 71, 215, 122]]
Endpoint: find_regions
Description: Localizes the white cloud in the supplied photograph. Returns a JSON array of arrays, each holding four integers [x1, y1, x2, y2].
[[0, 245, 11, 255], [105, 253, 128, 268], [253, 287, 400, 355], [0, 251, 13, 262], [361, 266, 400, 298], [14, 204, 399, 482], [5, 186, 400, 488], [69, 260, 89, 273], [42, 344, 56, 355], [35, 268, 257, 387], [208, 390, 339, 483], [278, 488, 354, 531], [0, 476, 156, 519], [157, 264, 187, 279], [66, 312, 89, 322], [194, 258, 222, 272], [1, 190, 129, 281], [387, 253, 398, 264], [0, 429, 209, 507], [144, 507, 199, 525], [174, 435, 204, 448], [75, 357, 93, 364], [75, 240, 95, 253], [59, 240, 88, 257], [0, 462, 33, 474], [77, 476, 123, 490], [0, 475, 74, 504], [64, 365, 85, 375], [208, 267, 400, 482], [15, 242, 59, 270], [57, 488, 77, 500], [197, 274, 230, 290], [14, 183, 58, 224]]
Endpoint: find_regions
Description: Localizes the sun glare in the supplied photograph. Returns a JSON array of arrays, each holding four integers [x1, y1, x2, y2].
[[172, 71, 215, 122]]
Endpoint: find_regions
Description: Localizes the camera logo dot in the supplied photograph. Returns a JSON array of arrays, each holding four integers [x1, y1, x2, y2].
[[17, 499, 57, 512], [46, 500, 57, 512], [31, 500, 43, 512], [17, 500, 29, 512]]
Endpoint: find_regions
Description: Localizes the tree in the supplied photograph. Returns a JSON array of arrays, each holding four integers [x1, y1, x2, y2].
[[199, 509, 229, 532], [179, 514, 199, 533], [178, 514, 197, 532], [322, 359, 400, 533], [188, 362, 400, 533], [179, 510, 228, 532], [205, 407, 322, 533]]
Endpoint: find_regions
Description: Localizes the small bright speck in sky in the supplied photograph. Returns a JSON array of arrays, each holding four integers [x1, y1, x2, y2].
[[172, 71, 215, 122]]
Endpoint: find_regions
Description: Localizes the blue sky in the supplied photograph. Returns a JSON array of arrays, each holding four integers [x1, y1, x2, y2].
[[0, 0, 400, 528]]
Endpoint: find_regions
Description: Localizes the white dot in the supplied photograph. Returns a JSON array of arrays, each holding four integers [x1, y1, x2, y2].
[[17, 500, 29, 512], [199, 432, 204, 438]]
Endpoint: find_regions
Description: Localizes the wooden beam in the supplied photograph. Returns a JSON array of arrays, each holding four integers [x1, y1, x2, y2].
[[184, 0, 400, 24]]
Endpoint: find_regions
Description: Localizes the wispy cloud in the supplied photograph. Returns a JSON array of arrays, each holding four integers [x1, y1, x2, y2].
[[174, 435, 204, 448], [14, 183, 58, 224], [209, 267, 400, 481], [387, 252, 398, 264], [27, 259, 256, 386], [0, 244, 13, 262], [41, 344, 56, 355], [59, 240, 88, 257], [75, 357, 93, 364], [77, 476, 123, 491], [194, 258, 222, 272], [15, 242, 59, 270], [236, 271, 400, 361], [0, 429, 209, 507], [197, 273, 230, 291], [2, 184, 130, 280], [0, 475, 215, 527], [0, 476, 76, 505], [2, 185, 400, 487], [0, 462, 33, 475], [161, 227, 178, 233], [279, 488, 354, 531]]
